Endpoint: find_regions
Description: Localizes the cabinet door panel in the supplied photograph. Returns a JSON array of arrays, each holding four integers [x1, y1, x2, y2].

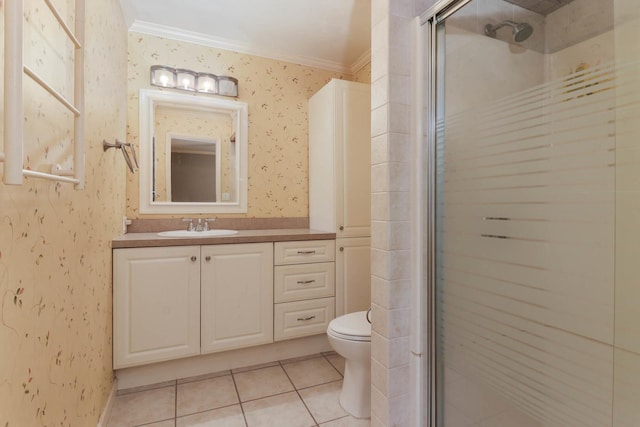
[[201, 243, 273, 353], [336, 237, 371, 317], [337, 83, 371, 238], [113, 246, 200, 369]]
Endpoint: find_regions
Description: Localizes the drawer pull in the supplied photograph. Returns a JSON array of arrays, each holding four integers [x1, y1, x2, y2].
[[296, 279, 316, 284], [297, 250, 316, 254], [297, 315, 316, 322]]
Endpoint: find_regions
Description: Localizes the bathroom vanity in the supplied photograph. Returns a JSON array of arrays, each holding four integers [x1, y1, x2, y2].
[[111, 229, 339, 387]]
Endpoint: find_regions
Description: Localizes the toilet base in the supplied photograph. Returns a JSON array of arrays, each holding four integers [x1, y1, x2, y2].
[[339, 358, 371, 418]]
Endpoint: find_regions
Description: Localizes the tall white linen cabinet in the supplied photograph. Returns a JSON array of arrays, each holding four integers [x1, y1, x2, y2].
[[309, 79, 371, 317]]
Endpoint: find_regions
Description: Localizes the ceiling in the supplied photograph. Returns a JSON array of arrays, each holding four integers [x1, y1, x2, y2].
[[119, 0, 372, 74]]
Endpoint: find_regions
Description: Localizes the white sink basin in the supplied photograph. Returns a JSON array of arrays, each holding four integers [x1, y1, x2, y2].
[[157, 229, 238, 238]]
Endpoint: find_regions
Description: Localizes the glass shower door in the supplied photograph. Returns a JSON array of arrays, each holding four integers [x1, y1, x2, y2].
[[426, 0, 628, 425]]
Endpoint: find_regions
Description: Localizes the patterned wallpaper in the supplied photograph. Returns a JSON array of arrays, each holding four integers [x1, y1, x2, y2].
[[126, 32, 370, 218], [0, 0, 128, 425]]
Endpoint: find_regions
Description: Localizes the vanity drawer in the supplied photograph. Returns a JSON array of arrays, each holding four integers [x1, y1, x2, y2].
[[274, 297, 335, 341], [274, 240, 335, 265], [274, 262, 335, 303]]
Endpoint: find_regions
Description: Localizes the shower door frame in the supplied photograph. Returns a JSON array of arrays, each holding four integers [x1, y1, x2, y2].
[[416, 1, 475, 426]]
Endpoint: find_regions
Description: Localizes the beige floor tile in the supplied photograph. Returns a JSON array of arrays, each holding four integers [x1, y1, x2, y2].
[[177, 404, 247, 427], [233, 365, 294, 402], [242, 392, 316, 427], [299, 380, 348, 424], [107, 386, 175, 427], [324, 354, 345, 376], [283, 357, 343, 389], [177, 375, 239, 417], [320, 416, 371, 426]]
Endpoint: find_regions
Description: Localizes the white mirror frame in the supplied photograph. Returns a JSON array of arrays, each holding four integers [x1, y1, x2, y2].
[[139, 88, 248, 214]]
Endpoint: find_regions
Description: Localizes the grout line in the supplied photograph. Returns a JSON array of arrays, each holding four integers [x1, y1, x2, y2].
[[230, 371, 249, 427], [322, 353, 345, 378], [279, 361, 320, 426], [174, 381, 178, 423]]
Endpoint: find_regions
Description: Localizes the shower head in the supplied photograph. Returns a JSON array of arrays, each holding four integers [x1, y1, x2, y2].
[[484, 20, 534, 43]]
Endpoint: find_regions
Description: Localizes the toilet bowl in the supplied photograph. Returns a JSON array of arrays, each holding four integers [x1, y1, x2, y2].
[[327, 311, 371, 419]]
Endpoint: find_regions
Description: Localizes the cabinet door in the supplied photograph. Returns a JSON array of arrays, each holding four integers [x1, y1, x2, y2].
[[201, 243, 274, 353], [336, 82, 371, 238], [336, 237, 371, 317], [113, 246, 201, 369]]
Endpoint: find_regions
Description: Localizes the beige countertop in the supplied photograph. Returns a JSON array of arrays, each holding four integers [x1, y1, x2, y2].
[[112, 228, 336, 249]]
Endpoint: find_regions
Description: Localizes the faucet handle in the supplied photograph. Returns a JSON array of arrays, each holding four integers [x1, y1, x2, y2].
[[182, 218, 195, 231], [203, 218, 216, 231]]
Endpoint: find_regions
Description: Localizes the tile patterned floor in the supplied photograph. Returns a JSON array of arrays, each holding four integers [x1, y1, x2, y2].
[[107, 352, 370, 427]]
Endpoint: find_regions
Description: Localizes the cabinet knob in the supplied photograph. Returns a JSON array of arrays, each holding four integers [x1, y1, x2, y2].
[[191, 256, 197, 262], [339, 226, 344, 231], [339, 247, 344, 252], [205, 256, 211, 261]]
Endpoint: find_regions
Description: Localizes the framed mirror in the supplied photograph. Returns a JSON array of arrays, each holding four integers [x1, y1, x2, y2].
[[139, 89, 248, 213]]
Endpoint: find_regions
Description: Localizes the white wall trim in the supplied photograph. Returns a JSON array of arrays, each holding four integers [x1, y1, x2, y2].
[[115, 334, 331, 390], [96, 378, 117, 427], [350, 49, 372, 75], [130, 20, 353, 74]]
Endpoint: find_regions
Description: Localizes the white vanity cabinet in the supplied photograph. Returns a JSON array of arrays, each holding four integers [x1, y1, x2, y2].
[[113, 242, 273, 369], [113, 246, 201, 369], [273, 240, 336, 341], [201, 243, 273, 353]]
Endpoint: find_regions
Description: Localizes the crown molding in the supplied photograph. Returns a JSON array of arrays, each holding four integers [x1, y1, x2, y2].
[[350, 48, 371, 75], [130, 20, 353, 74]]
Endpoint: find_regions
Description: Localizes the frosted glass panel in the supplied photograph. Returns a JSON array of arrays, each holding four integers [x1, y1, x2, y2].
[[428, 0, 640, 425]]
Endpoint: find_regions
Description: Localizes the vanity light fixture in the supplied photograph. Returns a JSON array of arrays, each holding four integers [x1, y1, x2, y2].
[[196, 72, 218, 94], [149, 65, 238, 97], [175, 69, 197, 91], [150, 65, 177, 88], [218, 76, 239, 97]]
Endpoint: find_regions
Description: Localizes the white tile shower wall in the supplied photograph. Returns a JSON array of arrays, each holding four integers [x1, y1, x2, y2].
[[370, 0, 421, 425]]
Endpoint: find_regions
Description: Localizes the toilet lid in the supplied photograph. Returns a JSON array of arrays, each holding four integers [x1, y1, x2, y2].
[[328, 311, 371, 340]]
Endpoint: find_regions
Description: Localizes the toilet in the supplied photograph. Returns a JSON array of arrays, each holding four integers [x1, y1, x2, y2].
[[327, 310, 371, 419]]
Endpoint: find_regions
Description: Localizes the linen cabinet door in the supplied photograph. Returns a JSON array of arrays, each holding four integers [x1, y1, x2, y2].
[[113, 246, 201, 369], [335, 237, 371, 317], [200, 243, 274, 353]]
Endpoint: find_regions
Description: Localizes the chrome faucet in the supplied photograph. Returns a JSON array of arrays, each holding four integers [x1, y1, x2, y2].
[[182, 218, 216, 232], [182, 218, 195, 231]]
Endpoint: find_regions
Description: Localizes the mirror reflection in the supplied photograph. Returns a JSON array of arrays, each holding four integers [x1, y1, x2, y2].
[[139, 89, 248, 214]]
